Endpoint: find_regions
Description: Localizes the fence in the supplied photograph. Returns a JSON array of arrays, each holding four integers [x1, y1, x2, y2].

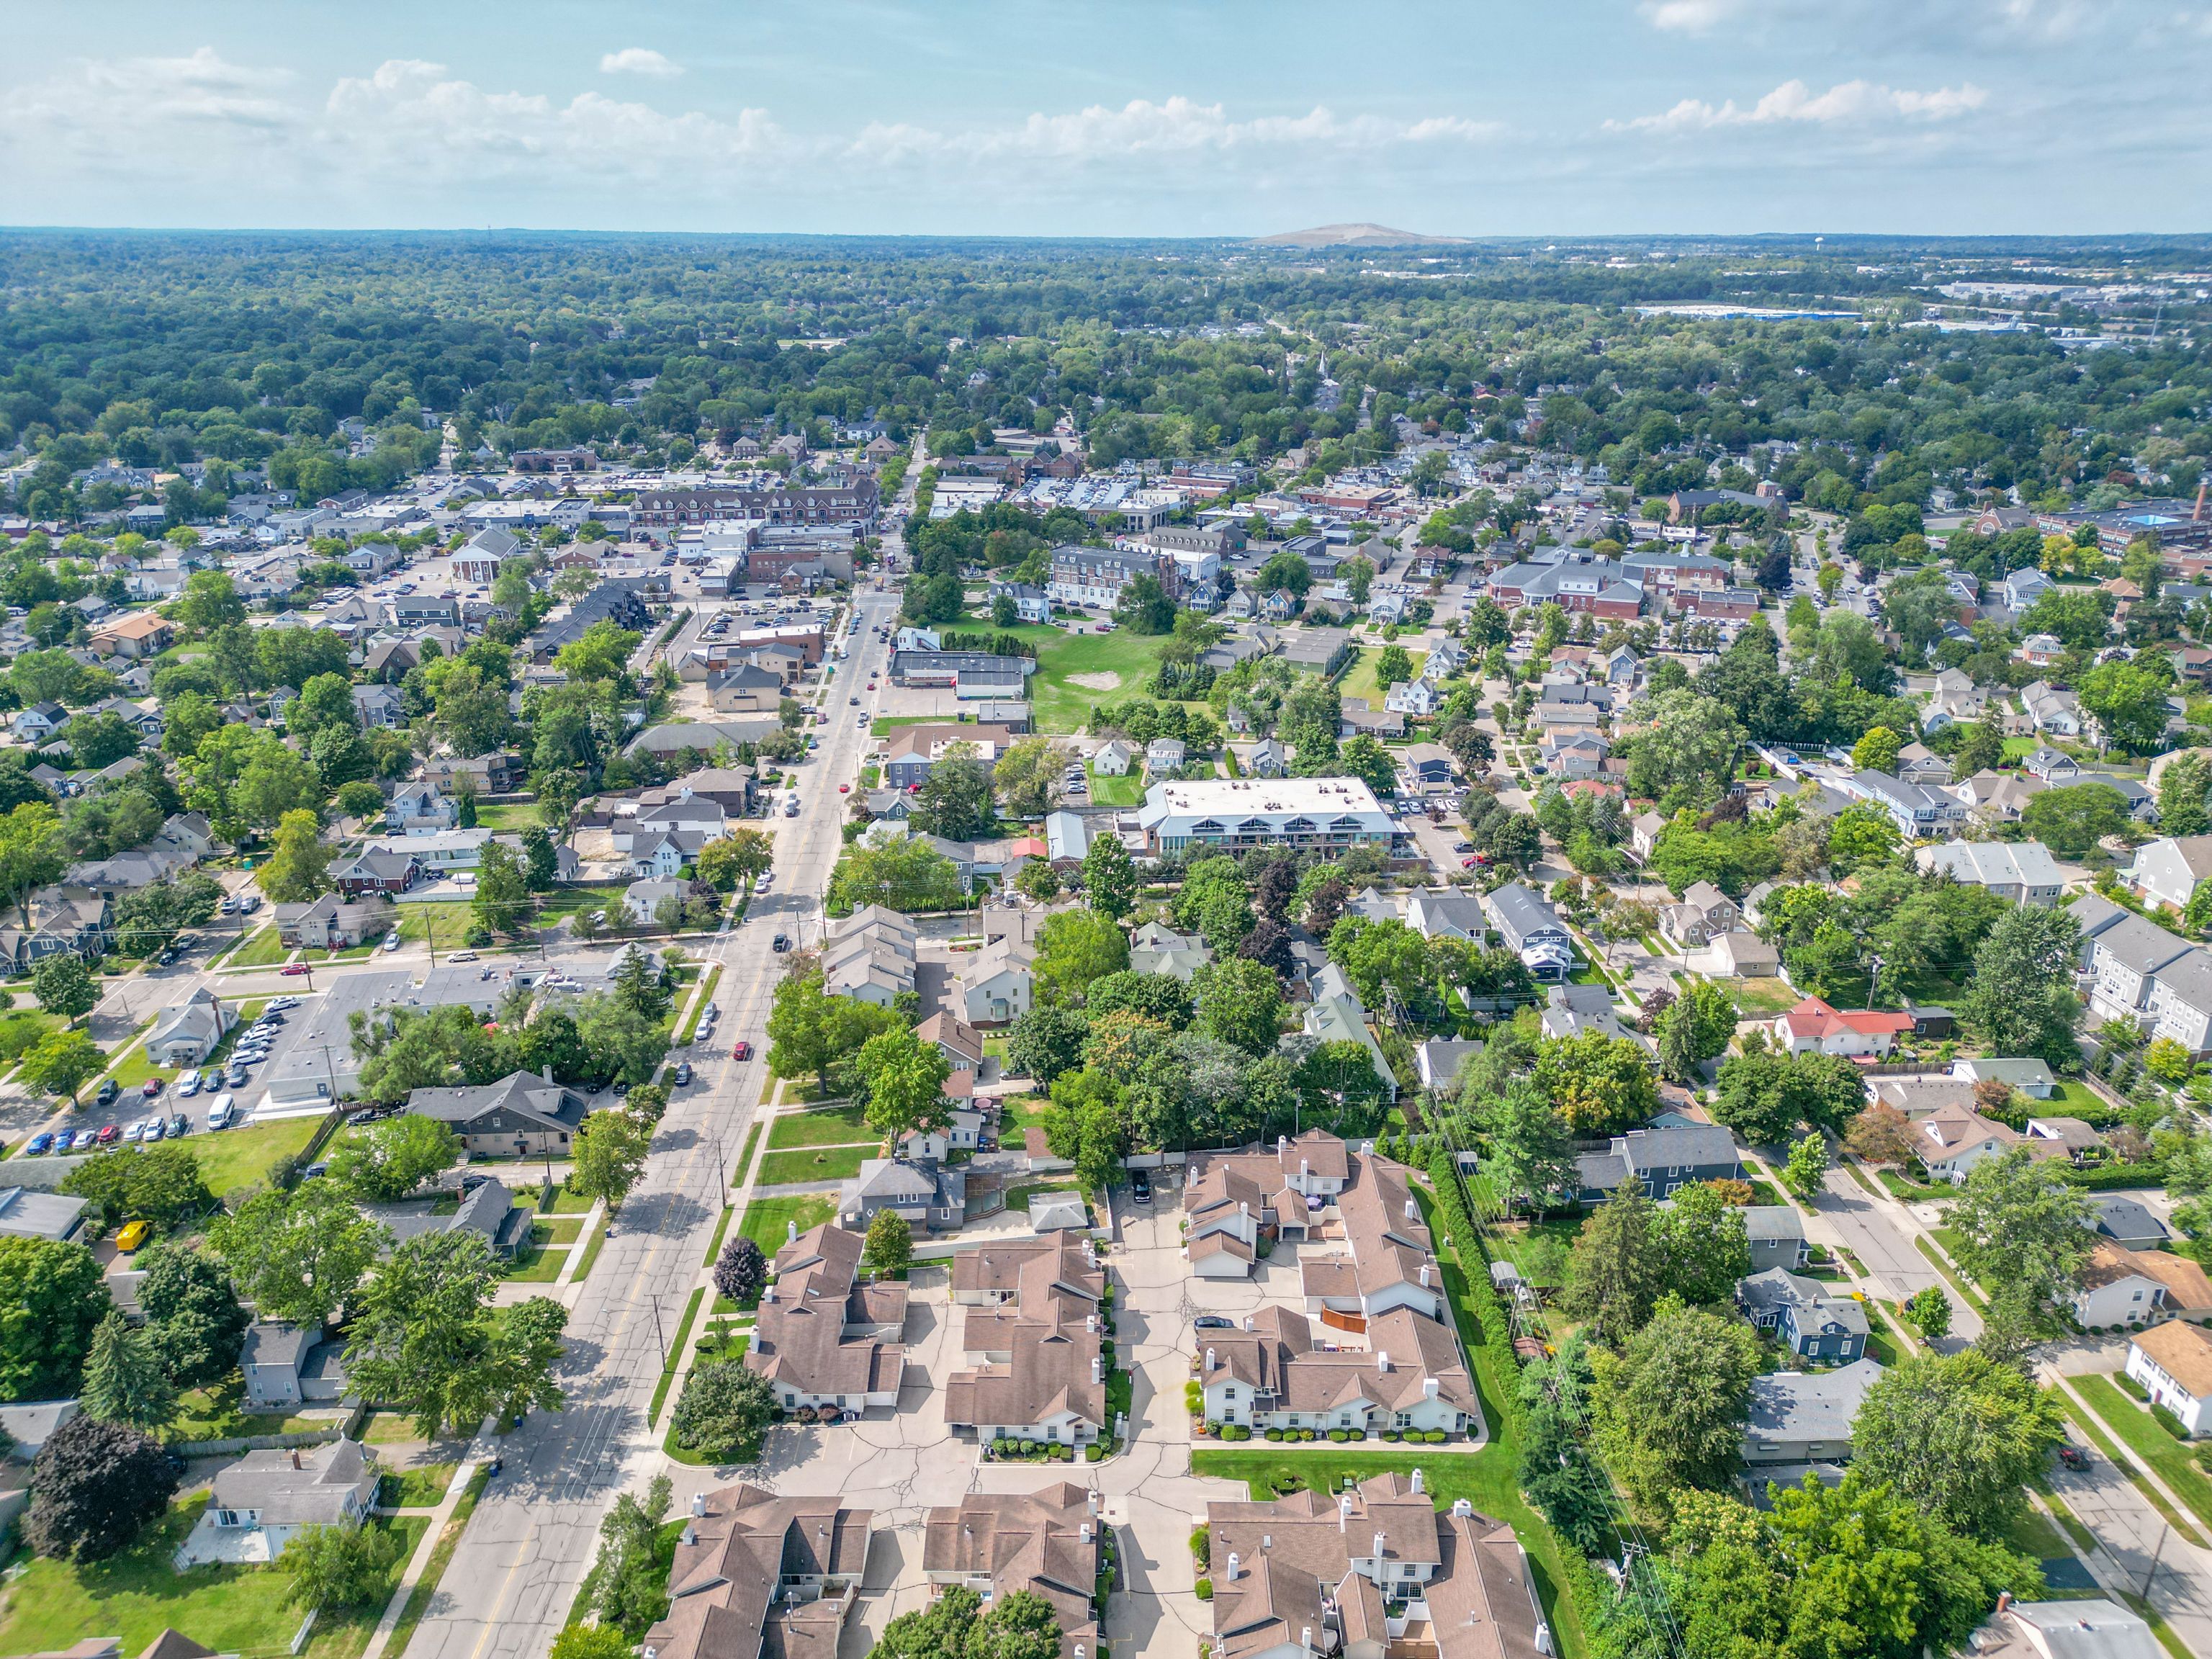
[[173, 1426, 343, 1458]]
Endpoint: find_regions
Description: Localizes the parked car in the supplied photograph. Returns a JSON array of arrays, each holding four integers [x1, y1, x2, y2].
[[1194, 1316, 1235, 1330], [673, 1061, 693, 1086], [169, 1112, 189, 1137], [70, 1129, 99, 1151], [178, 1071, 201, 1097], [140, 1078, 163, 1098], [451, 950, 478, 962], [1131, 1170, 1152, 1203], [227, 1064, 249, 1087], [143, 1117, 166, 1142], [95, 1123, 121, 1145], [23, 1133, 52, 1156], [113, 1220, 150, 1253], [772, 933, 790, 952], [383, 932, 403, 952], [279, 963, 310, 976], [205, 1094, 235, 1130], [95, 1079, 120, 1107]]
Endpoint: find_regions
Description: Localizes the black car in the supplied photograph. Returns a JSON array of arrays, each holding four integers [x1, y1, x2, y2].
[[1131, 1170, 1152, 1203], [772, 933, 790, 952], [95, 1079, 120, 1107], [1194, 1316, 1235, 1330], [168, 1112, 190, 1137]]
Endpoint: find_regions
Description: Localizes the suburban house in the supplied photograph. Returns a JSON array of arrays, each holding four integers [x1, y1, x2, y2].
[[1743, 1206, 1809, 1273], [1742, 1359, 1886, 1467], [2128, 835, 2212, 912], [1917, 1105, 2020, 1183], [1575, 1125, 1743, 1202], [1197, 1304, 1480, 1437], [361, 829, 490, 871], [144, 988, 235, 1068], [332, 849, 421, 898], [1771, 995, 1914, 1058], [914, 1010, 986, 1076], [953, 934, 1034, 1025], [1483, 883, 1575, 979], [1406, 887, 1489, 943], [1129, 920, 1210, 981], [2126, 1319, 2212, 1436], [943, 1234, 1109, 1448], [641, 1485, 874, 1659], [1659, 881, 1742, 949], [275, 894, 394, 951], [240, 1320, 350, 1410], [403, 1070, 589, 1156], [1207, 1473, 1551, 1659], [1297, 963, 1398, 1101], [2071, 1241, 2212, 1328], [184, 1439, 378, 1565], [1182, 1130, 1346, 1276], [824, 907, 917, 1007], [922, 1487, 1102, 1659], [1092, 738, 1136, 775], [88, 611, 174, 660], [1968, 1600, 2163, 1659], [1915, 840, 2067, 904], [747, 1222, 907, 1415], [2091, 1195, 2174, 1251], [1736, 1268, 1869, 1362], [351, 683, 406, 729], [837, 1156, 966, 1231], [0, 886, 113, 972], [1845, 769, 1969, 840], [880, 724, 1017, 790]]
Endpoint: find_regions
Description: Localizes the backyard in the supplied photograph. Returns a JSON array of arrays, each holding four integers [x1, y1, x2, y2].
[[739, 1192, 835, 1250], [192, 1115, 327, 1200], [1338, 645, 1428, 707]]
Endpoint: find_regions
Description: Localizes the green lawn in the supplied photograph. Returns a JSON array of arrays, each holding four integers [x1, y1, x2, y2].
[[377, 1462, 459, 1509], [222, 926, 292, 968], [739, 1193, 834, 1251], [2002, 737, 2040, 760], [572, 1215, 609, 1280], [391, 902, 475, 948], [1339, 645, 1427, 706], [765, 1102, 873, 1149], [757, 1144, 872, 1184], [0, 1007, 61, 1066], [469, 799, 541, 830], [195, 1115, 325, 1200], [166, 1377, 320, 1444], [539, 1215, 585, 1244], [1725, 977, 1802, 1017], [503, 1241, 569, 1282], [0, 1496, 422, 1658], [1007, 624, 1172, 733], [736, 1121, 764, 1184], [1086, 768, 1145, 806], [2074, 1375, 2212, 1536]]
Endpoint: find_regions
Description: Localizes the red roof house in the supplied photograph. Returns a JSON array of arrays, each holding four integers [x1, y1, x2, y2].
[[1772, 995, 1915, 1059]]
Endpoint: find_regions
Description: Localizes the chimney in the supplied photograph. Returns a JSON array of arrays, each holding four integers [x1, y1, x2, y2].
[[1996, 1593, 2013, 1616], [2196, 482, 2208, 523], [787, 1218, 799, 1244], [1081, 1522, 1093, 1543], [1300, 1157, 1310, 1184], [1088, 1314, 1098, 1333], [1278, 1135, 1289, 1154], [1226, 1552, 1241, 1581], [1092, 1356, 1104, 1383], [1302, 1631, 1313, 1654], [1411, 1467, 1424, 1496], [1339, 1495, 1354, 1532], [691, 1493, 707, 1518], [290, 1449, 302, 1469], [1424, 1376, 1439, 1400], [544, 1066, 555, 1085], [1243, 1315, 1254, 1331], [1206, 1347, 1217, 1372], [1088, 1490, 1100, 1514], [1240, 1200, 1249, 1218], [682, 1523, 697, 1547], [1419, 1262, 1431, 1288], [1372, 1531, 1387, 1563], [1376, 1350, 1391, 1372], [1451, 1498, 1472, 1518]]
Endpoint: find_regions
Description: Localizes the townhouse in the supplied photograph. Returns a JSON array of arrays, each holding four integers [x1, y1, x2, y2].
[[746, 1222, 907, 1415], [921, 1488, 1103, 1659], [1047, 544, 1179, 608], [943, 1235, 1109, 1449], [1182, 1130, 1345, 1277], [1914, 840, 2066, 904], [1197, 1305, 1480, 1438], [2126, 1319, 2212, 1436], [879, 723, 1017, 790], [2073, 1241, 2212, 1328], [1137, 777, 1393, 858], [1844, 769, 1969, 840], [2127, 834, 2212, 913], [823, 906, 918, 1007], [642, 1485, 873, 1659]]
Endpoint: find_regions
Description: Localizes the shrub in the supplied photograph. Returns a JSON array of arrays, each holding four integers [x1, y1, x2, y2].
[[1190, 1525, 1210, 1565], [2118, 1372, 2152, 1401], [1264, 1428, 1283, 1442], [1328, 1429, 1349, 1442], [1185, 1382, 1203, 1415], [1425, 1429, 1447, 1444], [1222, 1424, 1250, 1442], [1194, 1578, 1214, 1601], [1086, 1445, 1104, 1462], [2154, 1403, 2190, 1441], [670, 1364, 778, 1463], [1053, 1444, 1072, 1461], [1348, 1429, 1364, 1441], [1381, 1430, 1400, 1442]]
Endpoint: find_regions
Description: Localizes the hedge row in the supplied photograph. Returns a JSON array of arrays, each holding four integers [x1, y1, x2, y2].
[[2059, 1161, 2169, 1192], [1425, 1150, 1529, 1444]]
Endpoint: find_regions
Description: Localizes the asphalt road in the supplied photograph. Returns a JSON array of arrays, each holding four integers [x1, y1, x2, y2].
[[397, 584, 903, 1659]]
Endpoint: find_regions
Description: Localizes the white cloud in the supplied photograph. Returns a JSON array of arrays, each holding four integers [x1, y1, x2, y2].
[[325, 60, 781, 177], [1642, 0, 1742, 33], [599, 48, 682, 77], [848, 97, 1497, 162], [1607, 76, 1988, 132], [3, 47, 297, 138]]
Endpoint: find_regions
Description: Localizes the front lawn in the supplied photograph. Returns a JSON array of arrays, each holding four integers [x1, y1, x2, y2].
[[0, 1007, 61, 1066], [1086, 768, 1145, 806], [757, 1144, 872, 1184], [765, 1103, 873, 1149], [739, 1193, 834, 1251], [377, 1462, 459, 1509], [166, 1378, 320, 1444], [221, 926, 293, 969], [2074, 1375, 2212, 1536], [0, 1496, 423, 1659]]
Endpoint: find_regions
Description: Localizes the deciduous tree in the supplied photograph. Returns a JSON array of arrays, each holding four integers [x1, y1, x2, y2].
[[24, 1414, 178, 1562]]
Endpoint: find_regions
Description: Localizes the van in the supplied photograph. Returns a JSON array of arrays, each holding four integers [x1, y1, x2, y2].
[[205, 1093, 235, 1130]]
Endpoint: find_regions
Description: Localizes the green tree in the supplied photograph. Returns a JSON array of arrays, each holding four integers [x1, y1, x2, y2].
[[176, 570, 247, 633], [1592, 1297, 1763, 1519], [767, 970, 899, 1094], [342, 1231, 567, 1438], [912, 742, 996, 841], [1375, 644, 1413, 687], [1336, 734, 1398, 798], [2020, 782, 2131, 858], [829, 838, 967, 913], [1190, 956, 1286, 1057], [1903, 1284, 1954, 1341], [2077, 660, 2175, 755], [670, 1359, 778, 1463], [0, 1237, 110, 1400], [1624, 690, 1745, 809], [78, 1310, 176, 1431], [256, 807, 334, 902], [61, 1144, 214, 1233], [24, 1416, 178, 1563], [1959, 904, 2082, 1064], [1560, 1187, 1668, 1343], [1478, 1083, 1578, 1213], [992, 737, 1075, 819], [1850, 725, 1904, 773], [290, 672, 360, 740], [857, 1026, 953, 1143], [135, 1241, 249, 1390], [1653, 1182, 1752, 1307], [696, 829, 775, 894], [472, 839, 532, 938], [1782, 1130, 1829, 1199], [328, 1114, 460, 1202], [1653, 981, 1735, 1083], [1113, 571, 1176, 633], [1324, 916, 1433, 1011], [570, 1107, 653, 1215], [208, 1179, 386, 1328], [336, 778, 385, 822], [1006, 1006, 1089, 1087], [1826, 801, 1902, 871], [865, 1208, 914, 1277], [1853, 1350, 2065, 1539], [1080, 832, 1138, 921], [1035, 909, 1130, 1004], [611, 945, 671, 1020], [30, 953, 96, 1025], [19, 1029, 105, 1107], [2159, 752, 2212, 839], [1946, 1145, 2091, 1339], [280, 1521, 407, 1611], [0, 802, 67, 927], [1532, 1030, 1658, 1136]]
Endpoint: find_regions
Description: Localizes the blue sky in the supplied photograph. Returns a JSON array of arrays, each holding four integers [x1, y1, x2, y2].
[[4, 1, 2206, 236]]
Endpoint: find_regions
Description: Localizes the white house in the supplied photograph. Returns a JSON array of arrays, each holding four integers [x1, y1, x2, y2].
[[1092, 738, 1136, 776], [1914, 840, 2066, 905], [145, 987, 236, 1067], [180, 1439, 379, 1565], [1197, 1305, 1478, 1438], [1917, 1105, 2018, 1184], [2127, 1319, 2212, 1436], [1385, 679, 1439, 717], [2128, 835, 2212, 913], [2072, 1241, 2212, 1328]]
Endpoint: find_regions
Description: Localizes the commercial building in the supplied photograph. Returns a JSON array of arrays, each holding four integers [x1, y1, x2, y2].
[[1136, 776, 1393, 858]]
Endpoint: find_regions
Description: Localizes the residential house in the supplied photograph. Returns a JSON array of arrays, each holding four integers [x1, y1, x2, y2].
[[1385, 679, 1439, 718], [706, 664, 785, 713], [11, 703, 66, 745], [0, 886, 112, 971], [1951, 768, 2049, 826], [1295, 963, 1398, 1101], [1659, 881, 1742, 949], [1416, 1038, 1484, 1094], [640, 1485, 874, 1659], [824, 907, 918, 1006], [1092, 738, 1136, 776], [1406, 887, 1489, 943], [87, 611, 174, 660], [625, 877, 691, 925], [1894, 742, 1951, 786], [987, 582, 1052, 624], [2072, 1241, 2212, 1328], [1914, 840, 2067, 904], [240, 1320, 349, 1410], [746, 1222, 907, 1412], [2024, 742, 2082, 781], [914, 1010, 986, 1076], [361, 830, 490, 871], [1129, 919, 1210, 981], [2091, 1195, 2174, 1251], [1197, 1305, 1479, 1438], [2128, 835, 2212, 912], [1744, 1206, 1809, 1273], [1771, 995, 1913, 1058], [837, 1156, 967, 1232], [954, 934, 1034, 1025], [1952, 1057, 2059, 1097], [1969, 1601, 2162, 1659], [2085, 911, 2195, 1025], [922, 1488, 1102, 1659], [1917, 1105, 2020, 1183], [2126, 1319, 2212, 1436], [1205, 1475, 1551, 1659], [1247, 737, 1287, 777], [1146, 736, 1187, 776], [386, 782, 458, 835], [1742, 1359, 1885, 1467], [273, 894, 393, 950], [1736, 1268, 1869, 1362], [879, 723, 1016, 790], [351, 684, 405, 729], [1845, 769, 1969, 840], [943, 1235, 1108, 1447], [403, 1069, 589, 1156], [1575, 1125, 1743, 1202], [1483, 883, 1575, 980], [1707, 931, 1781, 977], [332, 849, 420, 898], [189, 1439, 378, 1565], [1401, 744, 1457, 793]]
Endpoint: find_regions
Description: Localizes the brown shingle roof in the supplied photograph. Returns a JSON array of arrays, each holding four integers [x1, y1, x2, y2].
[[746, 1223, 907, 1401], [644, 1485, 872, 1659], [921, 1485, 1102, 1659]]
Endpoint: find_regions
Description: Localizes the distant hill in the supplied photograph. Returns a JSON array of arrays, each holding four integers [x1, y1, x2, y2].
[[1253, 223, 1467, 248]]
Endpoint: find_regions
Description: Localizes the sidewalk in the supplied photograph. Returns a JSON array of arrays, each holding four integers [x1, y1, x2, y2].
[[359, 1446, 487, 1659]]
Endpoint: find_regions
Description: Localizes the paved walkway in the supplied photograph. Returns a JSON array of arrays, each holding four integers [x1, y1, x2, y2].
[[361, 1451, 486, 1659]]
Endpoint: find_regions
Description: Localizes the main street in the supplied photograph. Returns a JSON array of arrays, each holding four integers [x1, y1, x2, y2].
[[397, 581, 903, 1659]]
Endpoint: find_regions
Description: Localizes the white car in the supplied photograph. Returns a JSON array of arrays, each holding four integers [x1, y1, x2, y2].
[[383, 932, 403, 952], [753, 873, 773, 894], [178, 1071, 201, 1098]]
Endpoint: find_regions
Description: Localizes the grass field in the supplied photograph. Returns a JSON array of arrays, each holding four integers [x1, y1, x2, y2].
[[757, 1144, 872, 1185], [377, 1462, 459, 1509], [765, 1102, 872, 1149], [0, 1496, 424, 1659], [1086, 767, 1145, 806], [572, 1215, 609, 1279], [1338, 645, 1427, 706], [222, 926, 292, 968], [469, 799, 541, 830], [167, 1378, 318, 1444], [0, 1007, 60, 1066], [1725, 977, 1802, 1016], [740, 1192, 834, 1250], [2074, 1375, 2212, 1535], [977, 623, 1170, 733], [194, 1115, 325, 1200]]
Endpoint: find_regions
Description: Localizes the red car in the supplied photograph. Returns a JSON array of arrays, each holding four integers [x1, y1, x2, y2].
[[838, 783, 850, 793], [732, 1040, 752, 1061], [96, 1123, 121, 1145], [279, 963, 310, 976], [140, 1078, 163, 1098]]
